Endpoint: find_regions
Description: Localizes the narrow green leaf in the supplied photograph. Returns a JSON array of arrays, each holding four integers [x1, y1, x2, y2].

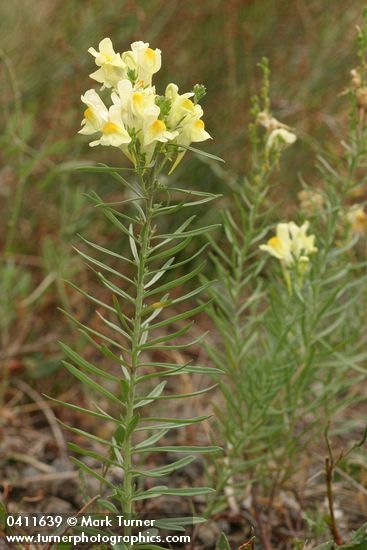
[[63, 362, 123, 406], [74, 247, 134, 285], [80, 236, 135, 266], [59, 342, 120, 382], [155, 224, 221, 240], [96, 310, 132, 342], [216, 533, 231, 550], [136, 445, 221, 453], [45, 395, 120, 424], [134, 429, 170, 450], [70, 457, 114, 488], [61, 308, 129, 351], [144, 261, 205, 297], [60, 422, 121, 449], [133, 456, 195, 478], [144, 301, 211, 331], [129, 223, 139, 263], [167, 143, 225, 163], [140, 322, 193, 348], [145, 384, 216, 401], [68, 442, 120, 468], [154, 516, 206, 530], [133, 486, 215, 500], [147, 236, 192, 263], [144, 258, 174, 289], [96, 272, 135, 305], [134, 381, 166, 409]]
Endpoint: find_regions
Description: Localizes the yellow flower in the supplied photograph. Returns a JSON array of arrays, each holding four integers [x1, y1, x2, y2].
[[126, 41, 161, 87], [88, 38, 126, 89], [89, 105, 131, 148], [143, 112, 178, 146], [165, 83, 195, 127], [260, 223, 293, 266], [79, 89, 108, 136], [288, 221, 318, 257], [266, 128, 296, 151]]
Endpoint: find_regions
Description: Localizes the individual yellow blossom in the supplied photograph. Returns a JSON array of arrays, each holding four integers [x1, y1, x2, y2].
[[266, 128, 297, 151], [89, 106, 131, 148], [165, 83, 196, 127], [141, 110, 178, 151], [79, 89, 108, 136], [123, 41, 161, 87], [288, 221, 317, 257], [177, 105, 211, 146], [168, 102, 211, 172], [88, 38, 126, 89], [260, 223, 293, 267]]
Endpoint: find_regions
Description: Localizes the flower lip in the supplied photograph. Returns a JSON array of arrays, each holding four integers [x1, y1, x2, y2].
[[145, 48, 156, 60], [103, 122, 122, 135], [150, 119, 166, 134]]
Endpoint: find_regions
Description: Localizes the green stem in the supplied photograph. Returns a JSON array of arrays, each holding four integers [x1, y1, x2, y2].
[[123, 169, 155, 533]]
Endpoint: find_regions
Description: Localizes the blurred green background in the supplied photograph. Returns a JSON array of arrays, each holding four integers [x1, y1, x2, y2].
[[0, 0, 365, 378]]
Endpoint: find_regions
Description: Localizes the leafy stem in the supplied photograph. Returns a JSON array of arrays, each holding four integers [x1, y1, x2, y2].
[[123, 168, 155, 526]]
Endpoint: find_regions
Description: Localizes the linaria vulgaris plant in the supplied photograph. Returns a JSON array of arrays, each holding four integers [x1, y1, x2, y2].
[[206, 47, 367, 544], [57, 38, 223, 544]]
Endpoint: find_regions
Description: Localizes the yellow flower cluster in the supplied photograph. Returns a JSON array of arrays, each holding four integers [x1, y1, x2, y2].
[[79, 38, 211, 167]]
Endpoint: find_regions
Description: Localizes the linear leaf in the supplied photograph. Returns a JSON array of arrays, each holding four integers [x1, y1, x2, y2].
[[133, 456, 195, 478], [154, 517, 206, 529], [68, 442, 120, 468], [45, 395, 120, 424], [135, 445, 221, 453], [133, 486, 215, 500], [134, 381, 166, 409], [147, 236, 192, 263], [145, 384, 216, 401], [129, 223, 139, 263], [61, 309, 129, 351], [144, 301, 211, 331], [144, 261, 205, 298], [154, 224, 220, 240], [144, 258, 175, 289], [134, 429, 170, 450], [70, 457, 114, 488], [140, 322, 193, 348], [59, 342, 120, 382], [80, 236, 134, 266], [74, 247, 134, 285], [63, 362, 123, 406], [96, 311, 131, 342]]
